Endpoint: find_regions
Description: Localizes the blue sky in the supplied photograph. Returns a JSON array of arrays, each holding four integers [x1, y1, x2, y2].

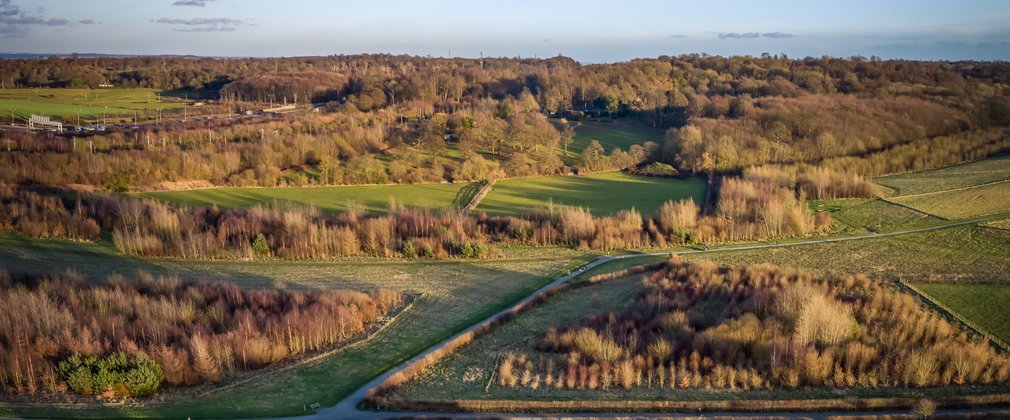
[[2, 0, 1009, 62]]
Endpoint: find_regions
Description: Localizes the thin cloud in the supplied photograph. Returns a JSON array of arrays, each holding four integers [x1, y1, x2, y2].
[[719, 32, 760, 39], [719, 31, 797, 40], [172, 0, 216, 6], [0, 0, 75, 36], [670, 34, 688, 38], [762, 32, 795, 39], [155, 17, 244, 32], [78, 19, 96, 24]]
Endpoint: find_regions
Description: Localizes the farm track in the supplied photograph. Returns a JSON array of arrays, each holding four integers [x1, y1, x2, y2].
[[308, 213, 1010, 420]]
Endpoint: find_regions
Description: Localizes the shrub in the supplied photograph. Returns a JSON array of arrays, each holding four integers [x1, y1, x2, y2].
[[913, 399, 937, 418], [252, 233, 270, 256], [572, 329, 623, 363], [57, 353, 163, 399]]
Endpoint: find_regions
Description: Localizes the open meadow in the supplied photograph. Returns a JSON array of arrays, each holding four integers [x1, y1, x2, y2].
[[811, 198, 947, 233], [887, 180, 1010, 219], [0, 88, 183, 120], [477, 172, 706, 216], [566, 118, 666, 156]]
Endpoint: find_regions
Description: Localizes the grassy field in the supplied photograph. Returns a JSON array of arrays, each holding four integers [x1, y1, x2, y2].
[[811, 198, 947, 233], [678, 224, 1010, 284], [875, 153, 1010, 196], [914, 283, 1010, 345], [0, 234, 595, 418], [477, 172, 706, 217], [567, 118, 666, 156], [136, 182, 473, 214], [0, 88, 183, 120], [870, 154, 1010, 219], [887, 180, 1010, 219]]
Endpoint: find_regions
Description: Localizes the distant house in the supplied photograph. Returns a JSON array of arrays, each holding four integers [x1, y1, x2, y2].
[[98, 83, 113, 88]]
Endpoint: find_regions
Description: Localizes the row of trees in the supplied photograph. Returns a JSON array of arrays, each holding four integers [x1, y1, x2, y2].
[[742, 165, 882, 200], [1, 174, 829, 259], [497, 259, 1010, 392], [0, 270, 402, 398]]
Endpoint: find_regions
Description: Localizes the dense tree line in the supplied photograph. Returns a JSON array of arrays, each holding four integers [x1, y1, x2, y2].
[[0, 270, 402, 399], [497, 259, 1010, 392], [1, 105, 659, 189], [0, 186, 99, 240], [0, 174, 828, 259], [3, 54, 1009, 192], [816, 128, 1010, 177], [663, 95, 975, 173], [4, 55, 1008, 121]]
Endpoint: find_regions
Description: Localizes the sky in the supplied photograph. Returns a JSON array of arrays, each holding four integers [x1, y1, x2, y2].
[[1, 0, 1009, 62]]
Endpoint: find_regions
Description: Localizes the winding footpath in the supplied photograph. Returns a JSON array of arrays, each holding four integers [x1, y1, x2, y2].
[[302, 213, 1010, 420]]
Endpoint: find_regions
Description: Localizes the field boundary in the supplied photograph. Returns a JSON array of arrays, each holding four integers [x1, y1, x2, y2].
[[877, 197, 949, 220], [462, 180, 494, 214]]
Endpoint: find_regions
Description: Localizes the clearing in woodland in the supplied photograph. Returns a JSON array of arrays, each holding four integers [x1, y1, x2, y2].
[[566, 118, 666, 156], [477, 172, 706, 217]]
